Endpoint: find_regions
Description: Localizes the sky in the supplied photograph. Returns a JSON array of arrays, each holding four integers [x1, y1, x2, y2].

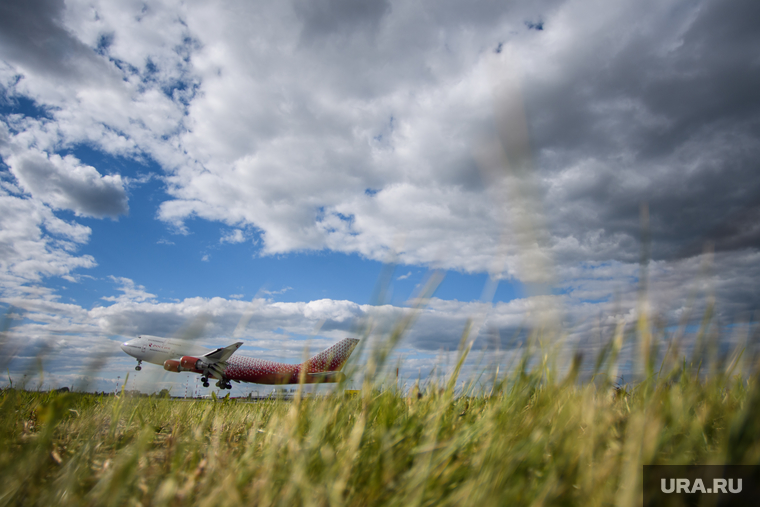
[[0, 0, 759, 394]]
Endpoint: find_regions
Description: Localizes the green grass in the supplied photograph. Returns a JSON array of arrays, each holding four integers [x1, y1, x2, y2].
[[2, 351, 759, 506]]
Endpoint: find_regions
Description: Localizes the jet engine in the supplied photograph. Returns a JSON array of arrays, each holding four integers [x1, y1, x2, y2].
[[179, 356, 204, 372], [163, 358, 202, 373], [163, 359, 183, 372]]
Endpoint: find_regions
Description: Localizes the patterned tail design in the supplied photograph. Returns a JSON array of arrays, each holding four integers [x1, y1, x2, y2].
[[303, 337, 360, 373], [224, 338, 360, 385]]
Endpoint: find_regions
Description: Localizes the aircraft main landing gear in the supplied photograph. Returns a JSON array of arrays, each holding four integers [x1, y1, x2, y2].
[[201, 376, 209, 388], [135, 360, 142, 371], [216, 380, 232, 390]]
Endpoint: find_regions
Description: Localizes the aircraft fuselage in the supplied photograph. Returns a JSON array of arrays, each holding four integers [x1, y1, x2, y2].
[[120, 335, 210, 365], [120, 335, 358, 386]]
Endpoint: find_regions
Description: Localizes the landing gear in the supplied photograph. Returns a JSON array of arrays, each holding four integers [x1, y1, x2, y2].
[[135, 360, 142, 371], [215, 380, 233, 390], [201, 376, 209, 388]]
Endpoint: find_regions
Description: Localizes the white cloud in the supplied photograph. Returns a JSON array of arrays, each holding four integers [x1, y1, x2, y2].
[[3, 0, 758, 283], [4, 148, 128, 218], [397, 271, 412, 280], [261, 286, 293, 296], [220, 229, 247, 244], [0, 188, 95, 296], [101, 276, 157, 304]]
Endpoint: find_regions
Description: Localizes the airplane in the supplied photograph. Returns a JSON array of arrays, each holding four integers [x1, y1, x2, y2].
[[120, 335, 359, 390]]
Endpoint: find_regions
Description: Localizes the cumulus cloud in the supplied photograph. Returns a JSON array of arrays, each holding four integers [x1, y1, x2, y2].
[[0, 0, 192, 164], [6, 150, 128, 217], [0, 188, 95, 295], [520, 0, 760, 265], [220, 229, 247, 244], [0, 0, 109, 84], [4, 0, 758, 278], [101, 276, 157, 304], [147, 0, 757, 286], [294, 0, 392, 43]]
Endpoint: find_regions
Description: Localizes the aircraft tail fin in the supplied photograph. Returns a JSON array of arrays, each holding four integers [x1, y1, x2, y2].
[[304, 338, 360, 372]]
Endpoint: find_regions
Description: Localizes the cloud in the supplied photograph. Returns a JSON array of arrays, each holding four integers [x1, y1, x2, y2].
[[3, 0, 758, 282], [4, 149, 128, 217], [220, 229, 247, 244], [518, 0, 760, 265], [397, 271, 412, 280], [0, 188, 95, 295], [142, 0, 760, 289], [261, 286, 293, 297], [0, 0, 109, 83], [101, 276, 157, 304], [0, 0, 193, 164], [294, 0, 392, 42]]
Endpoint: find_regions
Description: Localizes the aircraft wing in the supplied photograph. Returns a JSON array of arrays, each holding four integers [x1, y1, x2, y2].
[[202, 342, 243, 362], [198, 342, 243, 379]]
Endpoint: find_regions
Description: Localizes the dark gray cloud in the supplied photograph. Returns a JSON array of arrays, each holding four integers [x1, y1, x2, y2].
[[522, 0, 760, 263], [0, 0, 109, 82], [295, 0, 391, 41]]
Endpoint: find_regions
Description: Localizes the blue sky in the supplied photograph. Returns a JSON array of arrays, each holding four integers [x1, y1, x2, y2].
[[1, 0, 759, 394]]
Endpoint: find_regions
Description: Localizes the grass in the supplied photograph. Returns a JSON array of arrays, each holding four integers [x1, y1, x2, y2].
[[2, 342, 759, 506]]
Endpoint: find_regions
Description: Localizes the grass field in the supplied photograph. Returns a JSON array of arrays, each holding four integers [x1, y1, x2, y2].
[[2, 334, 759, 507]]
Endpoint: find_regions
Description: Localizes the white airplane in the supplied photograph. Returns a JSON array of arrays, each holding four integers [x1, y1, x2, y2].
[[120, 335, 359, 390]]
